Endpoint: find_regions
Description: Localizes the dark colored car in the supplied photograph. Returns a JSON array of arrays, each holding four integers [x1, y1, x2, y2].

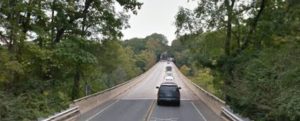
[[166, 66, 172, 72], [156, 82, 181, 106]]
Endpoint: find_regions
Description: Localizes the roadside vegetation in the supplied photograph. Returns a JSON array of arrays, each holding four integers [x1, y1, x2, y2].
[[172, 0, 300, 120], [0, 1, 169, 120]]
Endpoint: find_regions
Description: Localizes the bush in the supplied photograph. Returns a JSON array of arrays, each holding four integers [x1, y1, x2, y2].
[[230, 43, 300, 121]]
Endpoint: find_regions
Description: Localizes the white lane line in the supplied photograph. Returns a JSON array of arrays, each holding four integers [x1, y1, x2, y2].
[[86, 100, 119, 121], [191, 102, 208, 121]]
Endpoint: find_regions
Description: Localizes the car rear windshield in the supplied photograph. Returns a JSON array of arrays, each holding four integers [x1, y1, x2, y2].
[[166, 66, 172, 71], [159, 85, 179, 97], [160, 85, 177, 91]]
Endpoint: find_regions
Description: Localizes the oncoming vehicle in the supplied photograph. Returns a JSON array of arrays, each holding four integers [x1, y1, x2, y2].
[[156, 82, 181, 106]]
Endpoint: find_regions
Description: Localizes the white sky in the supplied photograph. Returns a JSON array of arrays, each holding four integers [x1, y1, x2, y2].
[[121, 0, 197, 45]]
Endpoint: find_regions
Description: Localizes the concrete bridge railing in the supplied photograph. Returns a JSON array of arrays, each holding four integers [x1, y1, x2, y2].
[[41, 63, 158, 121]]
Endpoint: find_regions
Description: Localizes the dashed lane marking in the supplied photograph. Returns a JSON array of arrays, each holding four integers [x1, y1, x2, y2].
[[86, 100, 119, 121], [191, 102, 208, 121]]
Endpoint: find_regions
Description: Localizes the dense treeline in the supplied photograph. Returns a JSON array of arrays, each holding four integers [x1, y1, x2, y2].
[[172, 0, 300, 121], [0, 0, 167, 120], [124, 33, 169, 71]]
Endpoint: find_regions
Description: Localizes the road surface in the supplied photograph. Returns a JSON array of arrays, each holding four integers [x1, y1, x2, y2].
[[78, 61, 223, 121]]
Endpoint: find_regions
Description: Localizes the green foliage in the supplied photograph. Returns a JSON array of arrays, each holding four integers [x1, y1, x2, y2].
[[186, 31, 225, 61], [0, 0, 144, 120], [169, 38, 190, 67], [124, 33, 169, 71], [175, 7, 202, 36], [136, 50, 156, 71], [173, 1, 300, 120], [145, 33, 168, 45], [192, 68, 215, 94], [55, 38, 98, 66], [179, 65, 190, 76], [0, 91, 30, 121], [102, 41, 142, 85], [230, 43, 300, 121], [124, 38, 146, 53], [118, 47, 142, 78]]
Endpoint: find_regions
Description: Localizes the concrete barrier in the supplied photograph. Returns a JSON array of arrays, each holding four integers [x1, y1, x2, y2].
[[43, 63, 159, 121], [72, 63, 158, 114], [172, 63, 225, 116], [173, 63, 249, 121], [44, 62, 247, 121]]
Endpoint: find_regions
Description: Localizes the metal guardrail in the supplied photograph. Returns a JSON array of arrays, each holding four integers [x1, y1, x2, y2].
[[42, 106, 79, 121], [221, 107, 246, 121]]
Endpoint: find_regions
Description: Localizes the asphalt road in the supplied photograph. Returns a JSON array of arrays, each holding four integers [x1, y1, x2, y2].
[[78, 62, 224, 121]]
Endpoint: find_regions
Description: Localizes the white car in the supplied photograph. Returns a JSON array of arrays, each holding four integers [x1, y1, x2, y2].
[[165, 76, 174, 81], [166, 72, 173, 77]]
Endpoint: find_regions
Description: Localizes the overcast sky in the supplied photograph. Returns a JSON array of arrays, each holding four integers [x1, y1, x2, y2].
[[121, 0, 197, 45]]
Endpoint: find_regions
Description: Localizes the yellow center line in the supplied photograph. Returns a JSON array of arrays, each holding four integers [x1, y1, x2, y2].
[[144, 100, 156, 121]]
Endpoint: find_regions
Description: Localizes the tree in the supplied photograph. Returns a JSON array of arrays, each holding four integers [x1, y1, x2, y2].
[[137, 50, 156, 71], [175, 0, 268, 102], [50, 0, 142, 43], [173, 0, 300, 120], [175, 7, 202, 36], [124, 38, 146, 53], [124, 33, 169, 70], [54, 37, 98, 99], [0, 0, 144, 119]]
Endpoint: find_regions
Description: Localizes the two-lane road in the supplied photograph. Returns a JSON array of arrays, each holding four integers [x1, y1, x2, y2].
[[78, 62, 223, 121]]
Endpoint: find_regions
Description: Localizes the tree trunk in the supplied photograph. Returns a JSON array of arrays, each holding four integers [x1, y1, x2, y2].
[[53, 0, 92, 44], [223, 0, 235, 103], [72, 66, 81, 100], [53, 28, 65, 43], [241, 0, 266, 50], [224, 0, 235, 56], [70, 0, 93, 100], [51, 0, 56, 44]]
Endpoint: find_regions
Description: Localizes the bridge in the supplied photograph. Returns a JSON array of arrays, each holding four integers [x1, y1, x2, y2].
[[43, 61, 244, 121]]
